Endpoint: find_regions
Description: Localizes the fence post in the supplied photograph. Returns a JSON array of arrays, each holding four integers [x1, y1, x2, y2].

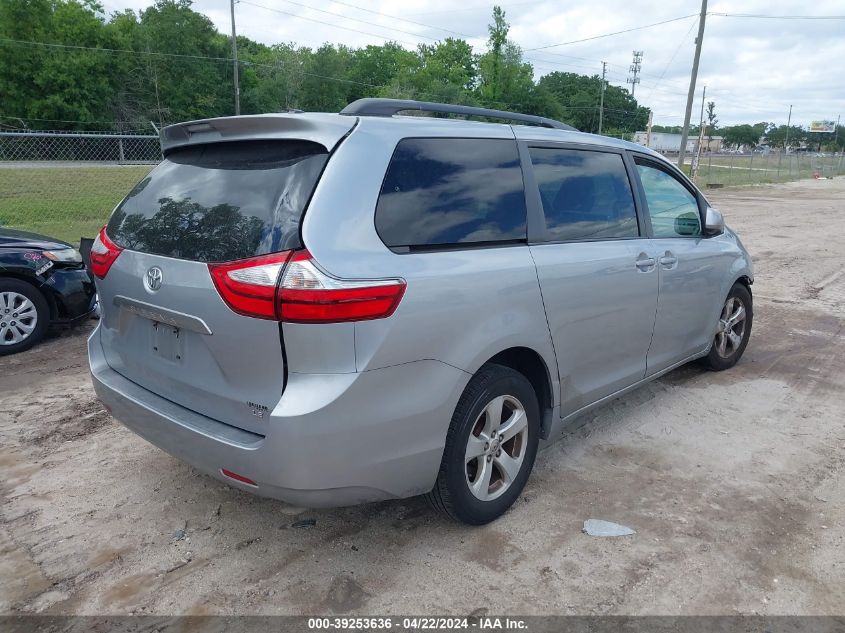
[[749, 151, 755, 184], [118, 137, 125, 163]]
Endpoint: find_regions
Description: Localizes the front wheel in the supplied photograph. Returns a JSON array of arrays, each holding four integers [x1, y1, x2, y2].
[[0, 278, 49, 355], [703, 283, 753, 371], [426, 364, 540, 525]]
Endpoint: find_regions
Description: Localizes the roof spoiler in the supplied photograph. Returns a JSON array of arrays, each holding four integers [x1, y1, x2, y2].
[[159, 113, 356, 155]]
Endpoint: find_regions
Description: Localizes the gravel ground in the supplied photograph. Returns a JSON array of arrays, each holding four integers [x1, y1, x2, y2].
[[1, 178, 844, 616]]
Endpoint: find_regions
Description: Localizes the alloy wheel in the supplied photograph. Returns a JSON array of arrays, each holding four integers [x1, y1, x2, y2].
[[715, 295, 747, 358], [465, 395, 529, 501], [0, 291, 38, 346]]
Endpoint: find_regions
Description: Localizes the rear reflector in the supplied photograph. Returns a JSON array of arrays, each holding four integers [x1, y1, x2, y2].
[[208, 249, 405, 323], [220, 468, 257, 487], [89, 226, 123, 279]]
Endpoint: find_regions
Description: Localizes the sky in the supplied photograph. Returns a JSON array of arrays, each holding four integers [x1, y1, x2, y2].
[[96, 0, 845, 128]]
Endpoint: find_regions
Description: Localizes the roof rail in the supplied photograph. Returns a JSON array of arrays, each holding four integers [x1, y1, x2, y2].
[[340, 98, 577, 131]]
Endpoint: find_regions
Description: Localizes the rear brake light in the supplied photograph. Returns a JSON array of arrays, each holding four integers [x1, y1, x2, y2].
[[208, 251, 294, 320], [207, 250, 406, 323], [278, 251, 405, 323], [89, 226, 123, 279]]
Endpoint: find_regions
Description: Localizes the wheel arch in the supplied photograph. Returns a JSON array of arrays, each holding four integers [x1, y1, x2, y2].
[[483, 346, 556, 439], [735, 274, 753, 295]]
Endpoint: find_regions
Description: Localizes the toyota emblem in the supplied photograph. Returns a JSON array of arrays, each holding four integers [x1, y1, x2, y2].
[[145, 266, 163, 292]]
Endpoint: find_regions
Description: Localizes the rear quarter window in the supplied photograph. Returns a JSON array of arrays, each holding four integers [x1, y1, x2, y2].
[[107, 139, 328, 262], [375, 138, 527, 249]]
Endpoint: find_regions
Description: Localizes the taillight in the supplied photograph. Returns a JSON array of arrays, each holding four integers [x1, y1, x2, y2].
[[207, 250, 406, 323], [279, 251, 406, 323], [208, 251, 294, 320], [89, 226, 123, 279]]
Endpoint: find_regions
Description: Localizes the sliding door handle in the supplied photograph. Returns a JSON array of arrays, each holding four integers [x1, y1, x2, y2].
[[635, 255, 656, 272]]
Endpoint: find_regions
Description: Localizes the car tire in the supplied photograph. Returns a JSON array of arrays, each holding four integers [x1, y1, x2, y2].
[[0, 278, 49, 356], [426, 363, 540, 525], [702, 282, 753, 371]]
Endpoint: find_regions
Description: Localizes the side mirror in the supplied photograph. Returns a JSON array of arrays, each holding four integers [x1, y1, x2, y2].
[[703, 206, 725, 235]]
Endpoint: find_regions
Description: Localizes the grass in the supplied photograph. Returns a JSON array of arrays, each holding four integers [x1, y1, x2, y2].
[[0, 165, 153, 245]]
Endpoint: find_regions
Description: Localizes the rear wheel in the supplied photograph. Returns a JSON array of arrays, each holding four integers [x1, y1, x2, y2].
[[426, 363, 540, 525], [0, 278, 49, 355], [703, 283, 752, 371]]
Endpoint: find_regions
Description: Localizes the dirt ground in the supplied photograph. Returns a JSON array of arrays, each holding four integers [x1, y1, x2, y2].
[[1, 178, 844, 617]]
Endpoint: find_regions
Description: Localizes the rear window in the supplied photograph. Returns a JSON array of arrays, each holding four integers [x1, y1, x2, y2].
[[375, 138, 526, 249], [107, 139, 328, 262]]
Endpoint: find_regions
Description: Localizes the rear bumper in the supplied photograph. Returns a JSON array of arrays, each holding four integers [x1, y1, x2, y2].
[[88, 324, 470, 507]]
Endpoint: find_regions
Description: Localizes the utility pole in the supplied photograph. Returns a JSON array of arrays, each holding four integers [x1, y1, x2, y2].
[[598, 61, 607, 135], [691, 85, 707, 181], [627, 51, 643, 98], [230, 0, 240, 115], [678, 0, 707, 169], [784, 104, 793, 149], [777, 105, 792, 178], [646, 110, 653, 148]]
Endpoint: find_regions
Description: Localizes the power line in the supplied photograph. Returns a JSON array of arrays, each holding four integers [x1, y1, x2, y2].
[[235, 0, 419, 47], [709, 12, 845, 19], [310, 0, 472, 39], [642, 18, 698, 103], [262, 0, 445, 42], [405, 0, 547, 17], [525, 14, 699, 51]]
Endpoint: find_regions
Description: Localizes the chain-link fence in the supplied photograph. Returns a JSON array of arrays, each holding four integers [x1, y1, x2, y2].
[[689, 151, 845, 188], [0, 131, 161, 244], [2, 130, 845, 246]]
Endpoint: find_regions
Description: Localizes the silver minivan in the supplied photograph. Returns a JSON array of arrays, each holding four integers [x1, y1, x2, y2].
[[89, 99, 753, 524]]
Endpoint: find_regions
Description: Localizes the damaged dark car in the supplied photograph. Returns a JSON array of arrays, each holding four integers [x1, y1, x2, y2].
[[0, 228, 96, 355]]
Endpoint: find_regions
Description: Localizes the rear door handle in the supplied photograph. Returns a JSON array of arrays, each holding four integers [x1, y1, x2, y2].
[[635, 255, 656, 272]]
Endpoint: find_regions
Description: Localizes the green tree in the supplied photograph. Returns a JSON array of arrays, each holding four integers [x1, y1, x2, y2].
[[538, 72, 648, 133], [1, 0, 126, 129], [721, 124, 760, 149], [299, 44, 352, 112], [347, 42, 417, 102], [137, 0, 230, 124], [705, 101, 717, 145], [765, 124, 805, 150], [242, 43, 306, 112]]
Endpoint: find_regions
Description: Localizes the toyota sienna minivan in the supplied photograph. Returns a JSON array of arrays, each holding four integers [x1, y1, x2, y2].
[[89, 99, 753, 524]]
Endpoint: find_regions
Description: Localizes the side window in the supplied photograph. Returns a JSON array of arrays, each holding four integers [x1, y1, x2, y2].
[[528, 147, 639, 242], [635, 161, 702, 238], [375, 138, 526, 248]]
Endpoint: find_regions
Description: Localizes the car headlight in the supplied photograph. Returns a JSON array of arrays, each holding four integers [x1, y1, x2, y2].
[[43, 248, 82, 263]]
